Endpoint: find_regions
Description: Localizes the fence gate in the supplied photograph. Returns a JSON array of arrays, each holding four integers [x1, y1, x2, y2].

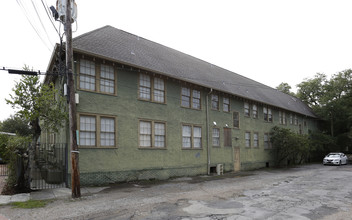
[[31, 143, 68, 190], [0, 164, 8, 176]]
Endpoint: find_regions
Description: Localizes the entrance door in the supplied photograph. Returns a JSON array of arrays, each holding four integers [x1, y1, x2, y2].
[[234, 147, 240, 172]]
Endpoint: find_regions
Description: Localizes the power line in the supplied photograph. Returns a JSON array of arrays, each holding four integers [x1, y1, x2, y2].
[[41, 0, 60, 37], [31, 0, 54, 47], [16, 0, 52, 51]]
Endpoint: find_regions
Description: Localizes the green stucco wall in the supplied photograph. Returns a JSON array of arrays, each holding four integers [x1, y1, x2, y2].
[[58, 54, 318, 186]]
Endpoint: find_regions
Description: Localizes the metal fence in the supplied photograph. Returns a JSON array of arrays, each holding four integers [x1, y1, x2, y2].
[[31, 143, 68, 190], [0, 164, 8, 176]]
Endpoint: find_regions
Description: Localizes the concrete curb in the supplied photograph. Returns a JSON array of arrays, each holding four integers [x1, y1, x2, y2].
[[0, 187, 109, 205]]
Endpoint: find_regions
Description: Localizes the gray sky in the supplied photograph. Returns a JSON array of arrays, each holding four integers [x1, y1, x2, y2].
[[1, 0, 352, 121]]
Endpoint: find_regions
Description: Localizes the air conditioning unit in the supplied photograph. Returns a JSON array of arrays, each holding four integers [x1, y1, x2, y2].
[[216, 164, 223, 175]]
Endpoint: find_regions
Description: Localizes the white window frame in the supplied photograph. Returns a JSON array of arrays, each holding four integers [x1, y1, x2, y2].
[[139, 120, 166, 148], [182, 124, 202, 149]]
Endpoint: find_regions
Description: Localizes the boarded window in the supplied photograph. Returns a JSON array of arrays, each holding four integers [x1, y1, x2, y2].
[[224, 128, 232, 147]]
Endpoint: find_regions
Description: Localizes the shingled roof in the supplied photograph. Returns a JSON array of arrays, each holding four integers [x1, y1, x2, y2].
[[72, 25, 316, 118]]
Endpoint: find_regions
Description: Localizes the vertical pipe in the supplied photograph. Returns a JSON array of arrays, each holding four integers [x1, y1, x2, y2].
[[206, 88, 213, 175]]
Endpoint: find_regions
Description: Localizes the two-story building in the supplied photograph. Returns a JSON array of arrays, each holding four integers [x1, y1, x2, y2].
[[45, 25, 318, 186]]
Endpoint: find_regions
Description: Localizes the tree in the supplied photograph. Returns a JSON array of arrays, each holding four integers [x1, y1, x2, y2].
[[296, 69, 352, 153], [6, 72, 67, 190], [0, 115, 31, 136], [276, 82, 295, 96]]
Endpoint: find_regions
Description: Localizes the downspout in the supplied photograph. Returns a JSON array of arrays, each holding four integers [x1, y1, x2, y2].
[[206, 88, 213, 175]]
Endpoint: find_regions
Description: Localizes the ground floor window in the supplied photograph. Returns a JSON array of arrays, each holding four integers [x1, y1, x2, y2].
[[79, 114, 116, 147], [264, 133, 272, 149], [182, 124, 202, 149], [245, 131, 251, 147], [212, 128, 220, 147], [139, 120, 166, 148]]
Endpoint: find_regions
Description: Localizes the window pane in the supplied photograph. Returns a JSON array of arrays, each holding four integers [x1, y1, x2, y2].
[[212, 128, 220, 146], [140, 121, 151, 147], [80, 116, 96, 146], [181, 87, 191, 107], [182, 125, 191, 148], [101, 117, 115, 146], [233, 112, 239, 128], [80, 60, 95, 76], [154, 78, 164, 90], [223, 97, 230, 112], [100, 64, 115, 94], [193, 127, 202, 148], [192, 90, 201, 109], [154, 122, 166, 148], [139, 74, 151, 100], [153, 89, 165, 103], [211, 94, 219, 110]]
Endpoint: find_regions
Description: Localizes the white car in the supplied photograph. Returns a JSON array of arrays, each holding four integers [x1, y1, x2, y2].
[[323, 153, 348, 166]]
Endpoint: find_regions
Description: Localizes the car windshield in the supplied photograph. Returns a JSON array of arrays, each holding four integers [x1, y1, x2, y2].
[[327, 155, 340, 158]]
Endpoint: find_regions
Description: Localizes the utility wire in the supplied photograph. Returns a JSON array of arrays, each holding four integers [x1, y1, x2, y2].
[[16, 0, 52, 52], [31, 0, 54, 48], [41, 0, 60, 37]]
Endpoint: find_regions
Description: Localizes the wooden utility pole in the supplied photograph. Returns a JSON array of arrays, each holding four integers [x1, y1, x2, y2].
[[65, 0, 81, 198]]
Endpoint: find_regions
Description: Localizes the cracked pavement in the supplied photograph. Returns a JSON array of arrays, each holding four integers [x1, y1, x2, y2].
[[1, 163, 352, 219]]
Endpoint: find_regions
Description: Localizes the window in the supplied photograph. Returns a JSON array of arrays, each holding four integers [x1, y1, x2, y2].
[[279, 111, 286, 125], [294, 115, 298, 125], [79, 114, 116, 147], [139, 74, 165, 103], [223, 97, 230, 112], [153, 78, 165, 103], [224, 128, 232, 147], [79, 59, 96, 91], [212, 128, 220, 147], [100, 64, 115, 94], [233, 112, 239, 128], [192, 90, 201, 109], [263, 107, 273, 122], [79, 59, 116, 94], [79, 116, 96, 146], [245, 131, 251, 147], [182, 125, 202, 149], [139, 120, 166, 148], [253, 133, 259, 148], [290, 114, 293, 125], [100, 117, 115, 146], [181, 87, 201, 109], [252, 104, 258, 118], [211, 94, 219, 110], [264, 133, 271, 149], [244, 102, 250, 117]]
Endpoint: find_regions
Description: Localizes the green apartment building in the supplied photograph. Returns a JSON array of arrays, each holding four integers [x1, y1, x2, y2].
[[45, 26, 318, 186]]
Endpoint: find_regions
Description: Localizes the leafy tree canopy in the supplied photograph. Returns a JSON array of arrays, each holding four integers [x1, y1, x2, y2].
[[276, 82, 295, 96], [0, 115, 31, 136]]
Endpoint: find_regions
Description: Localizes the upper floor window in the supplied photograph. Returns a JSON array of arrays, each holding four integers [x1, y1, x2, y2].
[[263, 107, 273, 122], [182, 125, 202, 149], [252, 104, 258, 118], [211, 94, 219, 110], [244, 102, 250, 117], [139, 74, 165, 103], [233, 111, 240, 128], [80, 59, 96, 91], [223, 97, 230, 112], [181, 87, 201, 109], [289, 114, 293, 125], [294, 115, 298, 125], [79, 59, 116, 94], [100, 64, 115, 94], [279, 111, 286, 125]]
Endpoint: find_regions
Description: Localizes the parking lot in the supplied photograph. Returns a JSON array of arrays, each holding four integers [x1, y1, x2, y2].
[[0, 163, 352, 219]]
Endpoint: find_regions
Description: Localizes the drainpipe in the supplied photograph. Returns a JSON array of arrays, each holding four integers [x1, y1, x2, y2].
[[206, 88, 213, 175]]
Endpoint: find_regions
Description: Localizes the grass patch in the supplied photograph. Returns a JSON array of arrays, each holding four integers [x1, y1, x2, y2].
[[11, 200, 48, 209]]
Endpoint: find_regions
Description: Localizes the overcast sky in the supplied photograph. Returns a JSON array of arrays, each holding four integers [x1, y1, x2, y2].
[[1, 0, 352, 121]]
